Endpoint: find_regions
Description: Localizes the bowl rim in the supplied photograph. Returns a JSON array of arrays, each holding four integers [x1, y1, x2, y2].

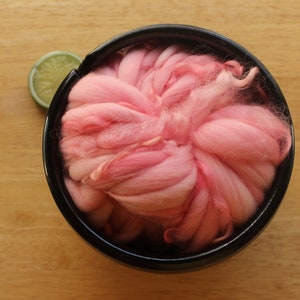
[[42, 24, 295, 272]]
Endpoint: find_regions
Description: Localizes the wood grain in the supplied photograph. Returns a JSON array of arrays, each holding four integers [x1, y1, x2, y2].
[[0, 1, 299, 299]]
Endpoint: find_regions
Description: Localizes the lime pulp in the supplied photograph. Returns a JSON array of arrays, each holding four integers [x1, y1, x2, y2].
[[28, 51, 82, 109]]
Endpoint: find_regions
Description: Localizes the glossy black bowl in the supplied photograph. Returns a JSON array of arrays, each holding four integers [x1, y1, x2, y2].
[[42, 24, 294, 272]]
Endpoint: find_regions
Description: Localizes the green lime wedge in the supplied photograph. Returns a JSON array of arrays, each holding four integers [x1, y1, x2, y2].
[[28, 51, 82, 109]]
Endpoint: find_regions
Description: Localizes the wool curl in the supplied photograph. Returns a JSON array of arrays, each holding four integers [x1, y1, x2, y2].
[[60, 44, 291, 253]]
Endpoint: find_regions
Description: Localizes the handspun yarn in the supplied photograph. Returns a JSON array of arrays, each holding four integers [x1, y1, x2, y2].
[[60, 44, 291, 253]]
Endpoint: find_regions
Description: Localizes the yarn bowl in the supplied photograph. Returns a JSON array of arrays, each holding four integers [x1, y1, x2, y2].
[[42, 24, 294, 272]]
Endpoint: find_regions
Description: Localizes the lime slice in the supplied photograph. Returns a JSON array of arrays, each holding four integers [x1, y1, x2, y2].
[[28, 51, 82, 109]]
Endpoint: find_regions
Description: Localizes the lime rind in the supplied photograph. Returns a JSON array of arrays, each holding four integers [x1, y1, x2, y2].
[[28, 51, 82, 109]]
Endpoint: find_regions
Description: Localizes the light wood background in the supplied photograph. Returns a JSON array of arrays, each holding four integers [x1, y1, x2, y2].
[[1, 1, 299, 299]]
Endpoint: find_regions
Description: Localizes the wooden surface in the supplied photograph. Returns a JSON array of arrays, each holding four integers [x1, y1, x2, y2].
[[1, 0, 299, 299]]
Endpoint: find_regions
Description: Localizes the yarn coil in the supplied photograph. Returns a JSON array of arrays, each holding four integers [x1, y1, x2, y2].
[[60, 44, 291, 253]]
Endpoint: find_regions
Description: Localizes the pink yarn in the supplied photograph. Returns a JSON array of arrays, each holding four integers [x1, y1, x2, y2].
[[60, 44, 291, 253]]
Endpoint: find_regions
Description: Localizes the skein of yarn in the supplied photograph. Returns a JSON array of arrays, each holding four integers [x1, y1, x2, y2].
[[60, 43, 291, 253]]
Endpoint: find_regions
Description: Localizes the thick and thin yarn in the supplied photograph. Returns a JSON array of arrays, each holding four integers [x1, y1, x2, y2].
[[60, 44, 291, 253]]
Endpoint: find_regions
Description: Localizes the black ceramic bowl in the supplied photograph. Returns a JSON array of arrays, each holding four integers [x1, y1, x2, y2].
[[42, 24, 294, 272]]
